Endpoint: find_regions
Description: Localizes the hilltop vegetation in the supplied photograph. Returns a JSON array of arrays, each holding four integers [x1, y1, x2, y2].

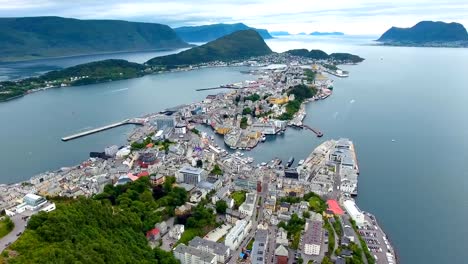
[[1, 177, 184, 263], [146, 30, 272, 68], [285, 49, 364, 63], [0, 59, 146, 102], [175, 23, 272, 42], [0, 16, 188, 62], [378, 21, 468, 46]]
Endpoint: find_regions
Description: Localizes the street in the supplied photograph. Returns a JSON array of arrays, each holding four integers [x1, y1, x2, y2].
[[0, 214, 28, 252]]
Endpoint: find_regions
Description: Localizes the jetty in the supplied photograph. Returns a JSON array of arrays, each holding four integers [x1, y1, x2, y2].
[[302, 124, 323, 137], [196, 85, 243, 91], [61, 118, 144, 141]]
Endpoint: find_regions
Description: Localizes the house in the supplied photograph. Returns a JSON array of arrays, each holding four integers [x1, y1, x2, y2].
[[224, 219, 252, 250], [239, 192, 257, 217], [225, 208, 245, 225], [278, 202, 290, 213], [276, 227, 289, 246], [275, 245, 289, 264], [146, 228, 161, 241], [155, 221, 168, 235], [169, 224, 185, 240]]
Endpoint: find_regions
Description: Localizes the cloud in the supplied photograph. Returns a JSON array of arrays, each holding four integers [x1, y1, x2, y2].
[[0, 0, 467, 34]]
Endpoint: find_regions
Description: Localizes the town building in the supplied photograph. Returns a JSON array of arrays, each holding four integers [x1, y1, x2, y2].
[[224, 219, 252, 250], [189, 236, 231, 263], [251, 229, 269, 264], [239, 192, 257, 217], [169, 224, 185, 240], [154, 115, 176, 129], [343, 199, 365, 227], [275, 245, 289, 264], [179, 166, 205, 185], [173, 244, 216, 264], [303, 220, 323, 256]]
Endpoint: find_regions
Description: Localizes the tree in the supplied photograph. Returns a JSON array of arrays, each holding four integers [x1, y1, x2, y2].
[[240, 117, 248, 129], [215, 200, 228, 214], [303, 211, 311, 219], [242, 107, 252, 115], [211, 164, 223, 175]]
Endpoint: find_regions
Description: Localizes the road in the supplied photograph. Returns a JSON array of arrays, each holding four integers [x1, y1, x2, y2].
[[0, 214, 27, 252], [229, 168, 271, 263]]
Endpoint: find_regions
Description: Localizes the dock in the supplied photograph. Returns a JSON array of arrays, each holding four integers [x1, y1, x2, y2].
[[302, 124, 323, 137], [196, 85, 243, 91], [61, 118, 144, 141]]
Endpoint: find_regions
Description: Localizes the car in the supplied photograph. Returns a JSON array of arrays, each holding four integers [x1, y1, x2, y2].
[[16, 232, 22, 236]]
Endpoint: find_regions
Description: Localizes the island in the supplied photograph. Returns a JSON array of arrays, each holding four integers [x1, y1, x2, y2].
[[0, 16, 190, 62], [285, 49, 365, 64], [174, 23, 273, 42], [377, 21, 468, 47], [310, 31, 345, 36]]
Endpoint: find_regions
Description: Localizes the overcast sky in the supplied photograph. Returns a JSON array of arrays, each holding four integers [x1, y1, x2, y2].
[[0, 0, 467, 35]]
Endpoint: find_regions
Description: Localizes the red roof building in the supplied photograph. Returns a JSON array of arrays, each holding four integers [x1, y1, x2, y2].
[[327, 199, 344, 215], [146, 228, 160, 241]]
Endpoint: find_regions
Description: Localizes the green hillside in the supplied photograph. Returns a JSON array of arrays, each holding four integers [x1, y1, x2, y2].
[[146, 29, 273, 68], [285, 49, 364, 63], [0, 16, 189, 62]]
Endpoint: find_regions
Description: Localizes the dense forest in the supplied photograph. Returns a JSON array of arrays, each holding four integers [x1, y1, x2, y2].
[[1, 177, 185, 264]]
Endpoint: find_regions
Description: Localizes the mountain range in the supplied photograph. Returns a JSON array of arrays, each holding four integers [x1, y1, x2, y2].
[[378, 21, 468, 46], [0, 16, 189, 62]]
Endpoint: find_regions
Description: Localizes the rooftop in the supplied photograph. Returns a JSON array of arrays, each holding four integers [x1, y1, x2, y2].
[[303, 220, 322, 245], [327, 199, 344, 215], [189, 236, 230, 255], [179, 166, 204, 175], [174, 244, 216, 262]]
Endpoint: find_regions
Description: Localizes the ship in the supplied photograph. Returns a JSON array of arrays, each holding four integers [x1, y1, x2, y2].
[[261, 134, 266, 142], [286, 156, 295, 167], [298, 159, 305, 166]]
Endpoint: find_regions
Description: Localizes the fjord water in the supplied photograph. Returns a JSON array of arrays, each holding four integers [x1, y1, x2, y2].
[[1, 36, 468, 263]]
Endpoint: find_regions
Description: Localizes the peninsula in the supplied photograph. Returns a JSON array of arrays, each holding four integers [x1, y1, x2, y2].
[[0, 16, 190, 62], [377, 21, 468, 47]]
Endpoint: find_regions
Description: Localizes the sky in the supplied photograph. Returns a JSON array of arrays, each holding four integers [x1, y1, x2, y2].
[[0, 0, 467, 35]]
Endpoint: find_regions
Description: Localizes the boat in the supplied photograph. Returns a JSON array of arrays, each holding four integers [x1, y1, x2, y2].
[[261, 134, 266, 142], [298, 159, 305, 166], [277, 159, 283, 165], [260, 162, 267, 166], [286, 156, 295, 167]]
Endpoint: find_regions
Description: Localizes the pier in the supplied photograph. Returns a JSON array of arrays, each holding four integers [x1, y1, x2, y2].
[[302, 124, 323, 137], [61, 118, 144, 141], [196, 85, 243, 91]]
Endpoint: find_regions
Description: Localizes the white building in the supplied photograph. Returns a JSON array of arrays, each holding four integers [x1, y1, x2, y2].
[[224, 219, 252, 250], [169, 224, 185, 240], [173, 244, 216, 264], [189, 236, 231, 263], [104, 145, 119, 157], [239, 192, 257, 217], [343, 199, 365, 227]]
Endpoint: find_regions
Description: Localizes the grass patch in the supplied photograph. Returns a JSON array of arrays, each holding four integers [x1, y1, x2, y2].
[[246, 238, 255, 250], [230, 191, 247, 209], [178, 228, 205, 245], [324, 219, 335, 256], [0, 217, 14, 239]]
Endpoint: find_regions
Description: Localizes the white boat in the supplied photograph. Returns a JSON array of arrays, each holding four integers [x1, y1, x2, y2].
[[298, 159, 305, 165]]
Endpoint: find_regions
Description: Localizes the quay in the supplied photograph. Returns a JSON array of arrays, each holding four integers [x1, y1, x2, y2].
[[196, 85, 243, 91], [61, 118, 144, 141], [302, 124, 323, 137]]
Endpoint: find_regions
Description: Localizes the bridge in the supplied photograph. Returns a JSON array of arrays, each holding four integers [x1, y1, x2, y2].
[[61, 118, 145, 141]]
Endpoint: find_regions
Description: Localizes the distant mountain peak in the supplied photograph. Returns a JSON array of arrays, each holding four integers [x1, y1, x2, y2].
[[174, 23, 272, 42], [378, 21, 468, 44]]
